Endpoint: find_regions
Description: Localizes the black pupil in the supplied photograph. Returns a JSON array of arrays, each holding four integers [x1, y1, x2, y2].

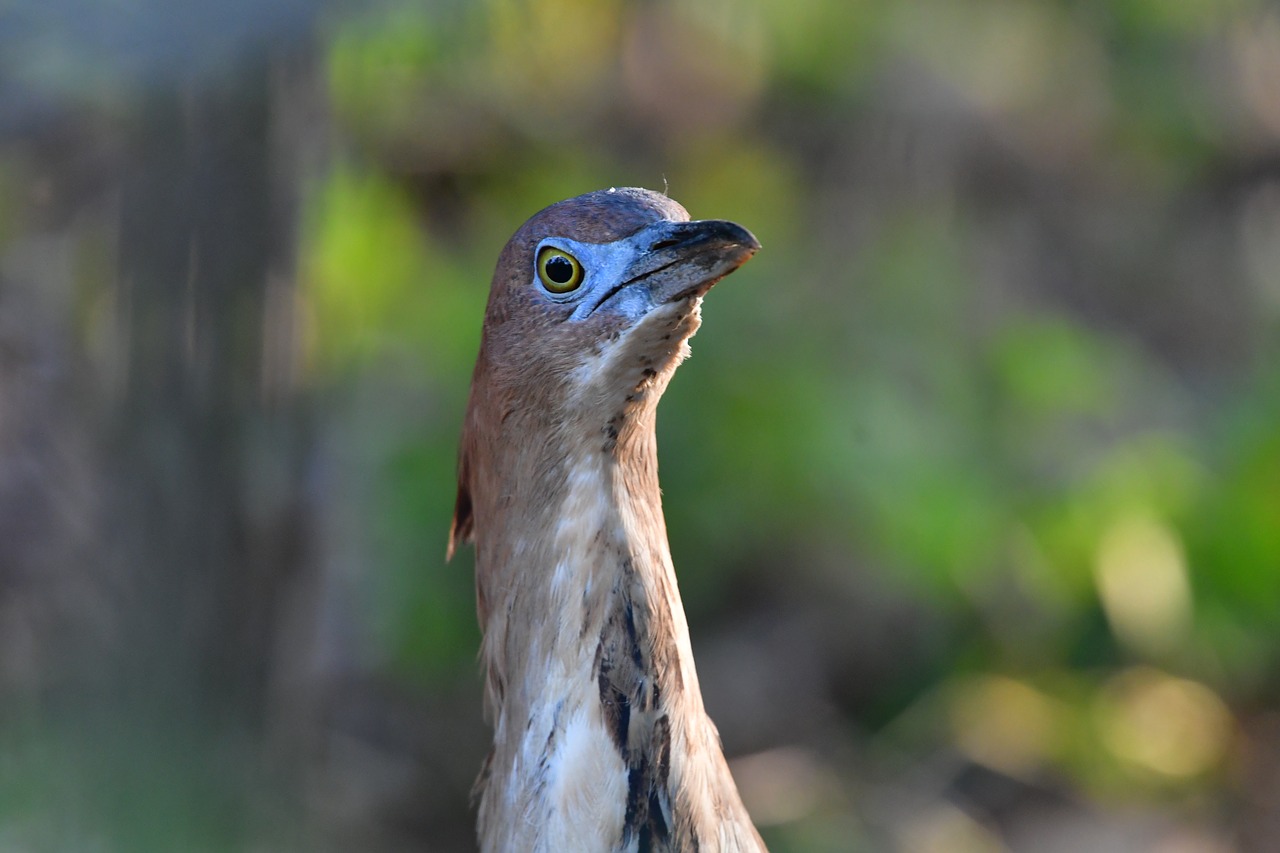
[[545, 255, 574, 284]]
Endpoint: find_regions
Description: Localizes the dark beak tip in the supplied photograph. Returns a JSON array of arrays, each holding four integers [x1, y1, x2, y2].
[[726, 225, 761, 260], [698, 220, 761, 257]]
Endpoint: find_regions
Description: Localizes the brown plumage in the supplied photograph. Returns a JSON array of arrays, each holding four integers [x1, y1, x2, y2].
[[450, 188, 764, 852]]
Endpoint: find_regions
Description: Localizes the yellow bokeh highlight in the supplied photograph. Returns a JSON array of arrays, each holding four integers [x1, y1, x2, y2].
[[1095, 667, 1233, 779], [483, 0, 623, 115], [1094, 513, 1193, 657], [949, 675, 1062, 776]]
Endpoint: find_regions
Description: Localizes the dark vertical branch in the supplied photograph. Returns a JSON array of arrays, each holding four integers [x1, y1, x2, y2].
[[109, 65, 306, 726]]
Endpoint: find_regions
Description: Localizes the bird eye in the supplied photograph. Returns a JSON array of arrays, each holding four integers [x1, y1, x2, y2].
[[536, 246, 584, 294]]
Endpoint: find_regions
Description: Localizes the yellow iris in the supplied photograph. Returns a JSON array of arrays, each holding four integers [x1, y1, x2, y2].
[[537, 246, 584, 293]]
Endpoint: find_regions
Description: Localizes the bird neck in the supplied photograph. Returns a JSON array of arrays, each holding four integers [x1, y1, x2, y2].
[[472, 406, 762, 852]]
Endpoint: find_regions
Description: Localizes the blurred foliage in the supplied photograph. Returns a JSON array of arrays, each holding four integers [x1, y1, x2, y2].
[[2, 0, 1279, 849]]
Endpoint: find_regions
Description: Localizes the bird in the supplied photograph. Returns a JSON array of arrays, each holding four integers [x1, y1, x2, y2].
[[449, 187, 764, 852]]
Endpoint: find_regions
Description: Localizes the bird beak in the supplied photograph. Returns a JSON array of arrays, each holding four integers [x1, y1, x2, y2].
[[576, 218, 760, 321], [621, 218, 761, 306]]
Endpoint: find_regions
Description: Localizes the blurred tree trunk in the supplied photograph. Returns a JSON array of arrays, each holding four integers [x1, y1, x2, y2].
[[93, 62, 313, 838]]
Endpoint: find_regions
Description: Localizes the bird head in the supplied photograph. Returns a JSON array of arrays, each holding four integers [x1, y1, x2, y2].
[[450, 187, 759, 556]]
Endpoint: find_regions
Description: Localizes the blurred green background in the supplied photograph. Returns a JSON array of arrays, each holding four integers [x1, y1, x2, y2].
[[2, 0, 1278, 850]]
